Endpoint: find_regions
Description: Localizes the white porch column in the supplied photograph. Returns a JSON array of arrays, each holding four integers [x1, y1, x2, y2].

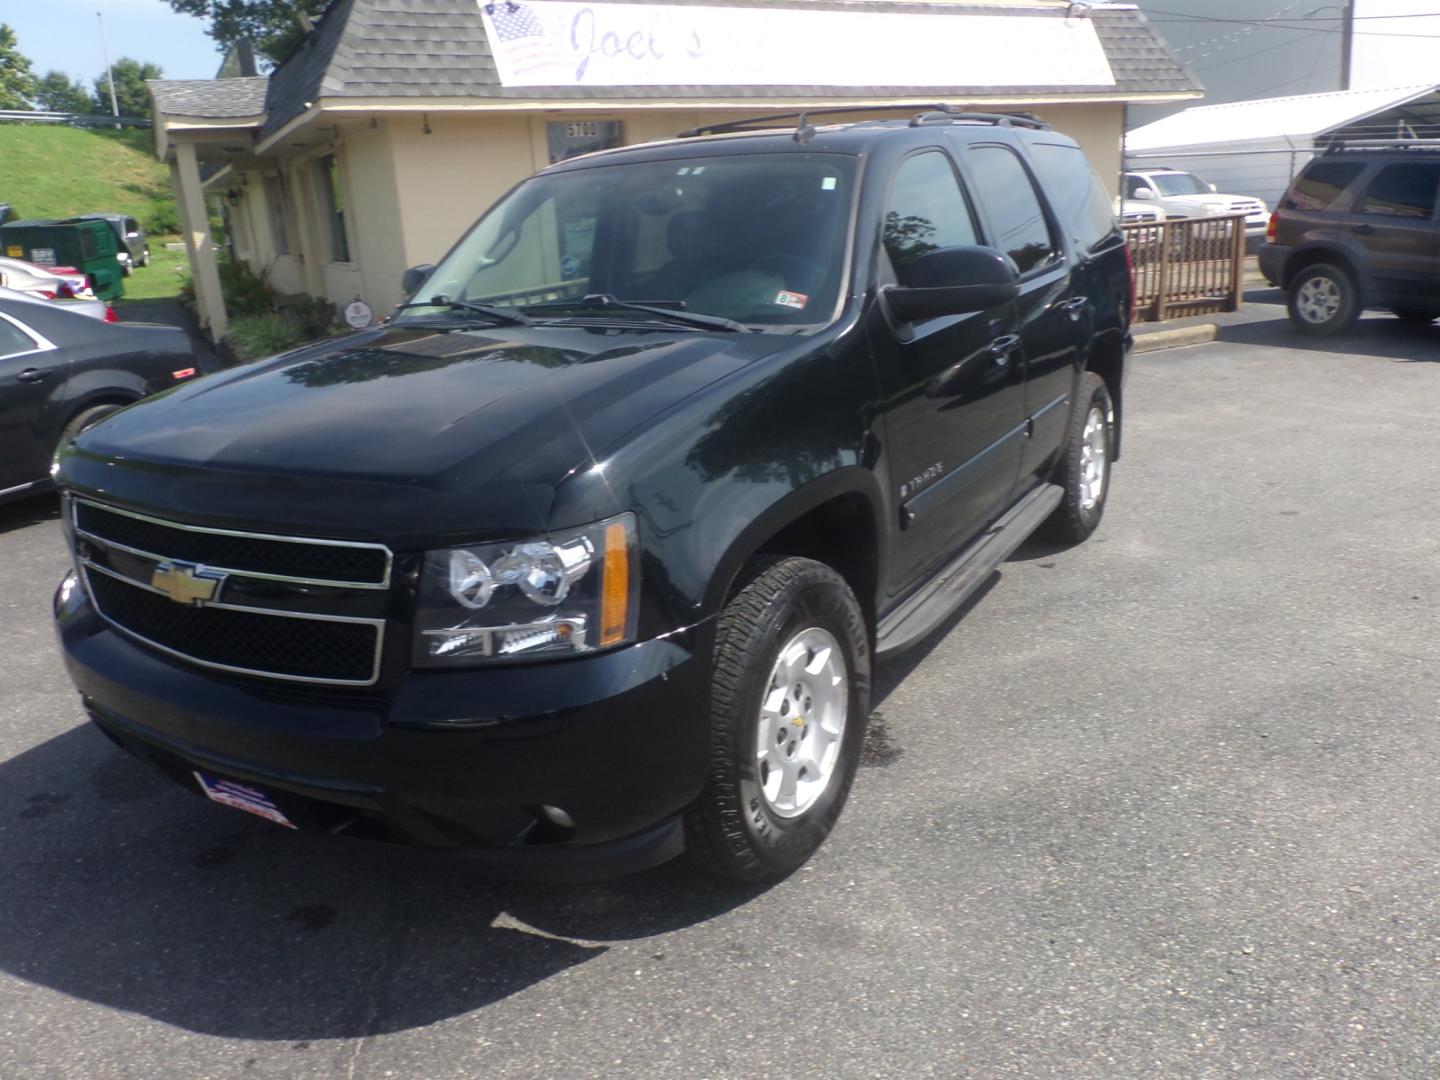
[[170, 141, 228, 343]]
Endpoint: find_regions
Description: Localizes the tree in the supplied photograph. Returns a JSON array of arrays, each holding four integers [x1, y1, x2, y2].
[[36, 71, 93, 115], [93, 58, 163, 120], [165, 0, 327, 62], [0, 23, 38, 109]]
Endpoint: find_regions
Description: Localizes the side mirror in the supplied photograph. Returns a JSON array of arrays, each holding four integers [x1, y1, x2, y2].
[[1133, 188, 1156, 201], [402, 263, 435, 297], [1208, 182, 1218, 193], [883, 245, 1020, 322]]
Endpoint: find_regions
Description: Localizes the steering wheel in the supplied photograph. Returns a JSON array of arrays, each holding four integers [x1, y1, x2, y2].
[[746, 254, 823, 288]]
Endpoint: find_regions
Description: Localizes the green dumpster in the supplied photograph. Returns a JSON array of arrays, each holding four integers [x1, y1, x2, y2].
[[0, 218, 125, 301]]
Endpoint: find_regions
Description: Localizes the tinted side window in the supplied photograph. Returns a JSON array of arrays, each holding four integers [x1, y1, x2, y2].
[[1283, 162, 1364, 211], [1359, 163, 1440, 220], [79, 230, 97, 261], [968, 145, 1058, 274], [1030, 142, 1117, 252], [883, 151, 979, 279], [0, 318, 37, 359]]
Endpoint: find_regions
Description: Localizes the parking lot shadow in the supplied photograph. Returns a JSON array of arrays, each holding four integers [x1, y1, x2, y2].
[[0, 722, 766, 1040], [1220, 302, 1440, 361], [0, 493, 59, 537]]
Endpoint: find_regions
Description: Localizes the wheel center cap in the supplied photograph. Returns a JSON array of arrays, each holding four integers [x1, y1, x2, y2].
[[791, 716, 806, 728]]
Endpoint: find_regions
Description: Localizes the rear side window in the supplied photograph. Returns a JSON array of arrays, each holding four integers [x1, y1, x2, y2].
[[968, 145, 1058, 274], [1029, 142, 1116, 253], [0, 317, 37, 358], [1359, 163, 1440, 220], [1283, 162, 1364, 211], [883, 151, 979, 277], [79, 230, 98, 261]]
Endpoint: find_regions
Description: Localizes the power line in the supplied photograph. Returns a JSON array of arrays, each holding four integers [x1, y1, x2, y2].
[[1144, 10, 1440, 39]]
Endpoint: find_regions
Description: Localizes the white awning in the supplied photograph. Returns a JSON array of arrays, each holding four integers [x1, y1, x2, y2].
[[1127, 84, 1440, 151]]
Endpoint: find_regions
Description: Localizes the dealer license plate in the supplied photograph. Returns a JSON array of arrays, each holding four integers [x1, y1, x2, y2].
[[193, 771, 296, 829]]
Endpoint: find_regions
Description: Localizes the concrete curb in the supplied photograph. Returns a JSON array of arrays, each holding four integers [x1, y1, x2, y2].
[[1132, 323, 1219, 353]]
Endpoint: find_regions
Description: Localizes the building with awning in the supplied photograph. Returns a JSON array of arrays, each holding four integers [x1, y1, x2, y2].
[[148, 0, 1199, 342]]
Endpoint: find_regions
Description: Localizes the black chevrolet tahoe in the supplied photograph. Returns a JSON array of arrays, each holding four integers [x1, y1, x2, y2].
[[53, 108, 1133, 881]]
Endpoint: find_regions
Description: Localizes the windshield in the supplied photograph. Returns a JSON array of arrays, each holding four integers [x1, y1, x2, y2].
[[399, 153, 856, 330], [1150, 173, 1209, 197]]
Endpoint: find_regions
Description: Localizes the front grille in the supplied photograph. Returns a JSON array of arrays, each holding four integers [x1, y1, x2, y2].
[[86, 569, 380, 683], [75, 501, 389, 586], [71, 497, 390, 686]]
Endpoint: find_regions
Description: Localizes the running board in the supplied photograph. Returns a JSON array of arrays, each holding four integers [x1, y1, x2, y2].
[[876, 482, 1063, 657]]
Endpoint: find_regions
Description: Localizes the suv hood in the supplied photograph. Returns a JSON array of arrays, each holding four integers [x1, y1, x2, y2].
[[64, 323, 789, 542]]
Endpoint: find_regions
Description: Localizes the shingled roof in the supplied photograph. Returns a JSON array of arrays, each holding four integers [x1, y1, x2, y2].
[[148, 76, 271, 119], [156, 0, 1200, 137]]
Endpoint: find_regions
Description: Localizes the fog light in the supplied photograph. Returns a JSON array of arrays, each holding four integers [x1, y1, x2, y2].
[[538, 804, 574, 830]]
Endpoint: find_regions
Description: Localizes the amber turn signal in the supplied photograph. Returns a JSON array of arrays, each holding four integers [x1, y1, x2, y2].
[[599, 521, 630, 647]]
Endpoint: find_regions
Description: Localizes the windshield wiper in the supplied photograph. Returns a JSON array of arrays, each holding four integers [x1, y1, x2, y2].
[[395, 298, 534, 327], [524, 294, 746, 333]]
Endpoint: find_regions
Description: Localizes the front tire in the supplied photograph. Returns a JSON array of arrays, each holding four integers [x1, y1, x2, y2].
[[1040, 371, 1112, 545], [685, 556, 871, 882], [1288, 263, 1359, 336]]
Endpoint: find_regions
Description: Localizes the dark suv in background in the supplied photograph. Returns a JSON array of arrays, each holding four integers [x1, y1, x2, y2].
[[54, 108, 1133, 882], [1261, 142, 1440, 335]]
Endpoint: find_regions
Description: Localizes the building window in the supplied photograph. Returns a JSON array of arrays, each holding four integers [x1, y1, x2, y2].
[[264, 175, 290, 255], [318, 154, 351, 262]]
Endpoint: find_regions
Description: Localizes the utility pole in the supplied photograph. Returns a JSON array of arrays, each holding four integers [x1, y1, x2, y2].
[[97, 12, 120, 124], [1340, 0, 1354, 91]]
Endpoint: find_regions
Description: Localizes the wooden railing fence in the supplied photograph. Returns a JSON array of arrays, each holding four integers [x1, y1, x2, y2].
[[1121, 212, 1248, 323]]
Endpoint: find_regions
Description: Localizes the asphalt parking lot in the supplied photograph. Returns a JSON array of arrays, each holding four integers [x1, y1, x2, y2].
[[2, 297, 1439, 1079]]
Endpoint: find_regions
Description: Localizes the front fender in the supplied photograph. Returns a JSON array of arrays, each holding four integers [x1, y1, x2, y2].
[[552, 324, 882, 634]]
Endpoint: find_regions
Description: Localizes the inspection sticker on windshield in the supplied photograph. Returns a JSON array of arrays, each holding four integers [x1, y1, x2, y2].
[[775, 291, 809, 310], [193, 771, 296, 828]]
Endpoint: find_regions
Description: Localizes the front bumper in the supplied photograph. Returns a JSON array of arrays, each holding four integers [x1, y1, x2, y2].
[[55, 573, 711, 880]]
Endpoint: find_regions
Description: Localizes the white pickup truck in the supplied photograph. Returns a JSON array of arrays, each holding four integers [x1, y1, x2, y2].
[[1123, 168, 1269, 235]]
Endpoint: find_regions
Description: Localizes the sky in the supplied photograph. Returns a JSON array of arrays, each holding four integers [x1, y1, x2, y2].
[[1, 0, 220, 85], [1349, 0, 1440, 90]]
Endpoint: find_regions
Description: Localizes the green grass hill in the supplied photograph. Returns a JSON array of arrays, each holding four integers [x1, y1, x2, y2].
[[0, 125, 177, 235], [0, 124, 188, 301]]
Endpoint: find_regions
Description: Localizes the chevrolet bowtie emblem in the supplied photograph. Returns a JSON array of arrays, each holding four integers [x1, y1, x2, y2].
[[150, 562, 222, 606]]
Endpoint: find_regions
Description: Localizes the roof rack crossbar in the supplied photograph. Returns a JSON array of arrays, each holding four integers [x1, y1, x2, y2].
[[1323, 138, 1440, 152], [676, 104, 1050, 141]]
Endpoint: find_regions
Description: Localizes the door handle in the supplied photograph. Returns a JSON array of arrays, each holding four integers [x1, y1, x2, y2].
[[15, 368, 47, 383], [1354, 224, 1375, 236], [1062, 297, 1088, 320], [989, 334, 1021, 365]]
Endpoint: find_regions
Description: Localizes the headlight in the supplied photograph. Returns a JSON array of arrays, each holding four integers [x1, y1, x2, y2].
[[412, 512, 638, 667]]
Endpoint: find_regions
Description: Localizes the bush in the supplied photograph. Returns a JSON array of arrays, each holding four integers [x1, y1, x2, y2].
[[144, 203, 180, 235], [219, 259, 280, 317], [225, 313, 305, 361], [282, 294, 340, 339]]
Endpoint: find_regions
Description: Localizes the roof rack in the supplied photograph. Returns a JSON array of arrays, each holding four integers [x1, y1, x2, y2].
[[1323, 138, 1440, 153], [676, 104, 1051, 143]]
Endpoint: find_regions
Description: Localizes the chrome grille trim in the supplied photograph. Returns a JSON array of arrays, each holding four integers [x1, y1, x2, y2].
[[70, 498, 392, 687], [81, 563, 386, 687], [72, 498, 393, 589]]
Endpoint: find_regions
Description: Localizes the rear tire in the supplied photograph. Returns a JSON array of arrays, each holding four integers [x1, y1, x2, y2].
[[1039, 372, 1112, 545], [1287, 263, 1359, 336], [684, 556, 871, 882]]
